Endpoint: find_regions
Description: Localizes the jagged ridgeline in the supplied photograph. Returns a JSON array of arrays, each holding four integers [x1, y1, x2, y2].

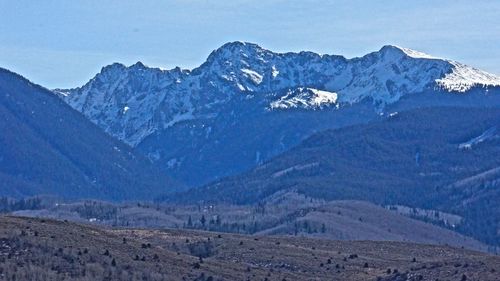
[[54, 42, 500, 186]]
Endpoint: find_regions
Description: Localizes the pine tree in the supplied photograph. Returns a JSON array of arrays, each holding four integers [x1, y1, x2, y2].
[[200, 215, 206, 227]]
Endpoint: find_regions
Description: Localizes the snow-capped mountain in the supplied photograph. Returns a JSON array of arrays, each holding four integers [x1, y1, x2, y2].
[[55, 42, 500, 185]]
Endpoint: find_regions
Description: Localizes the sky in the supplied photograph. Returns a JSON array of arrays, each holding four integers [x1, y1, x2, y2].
[[0, 0, 499, 89]]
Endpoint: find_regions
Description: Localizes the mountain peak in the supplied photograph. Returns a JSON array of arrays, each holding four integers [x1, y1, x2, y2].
[[100, 62, 127, 74], [218, 41, 264, 51], [379, 45, 437, 59], [204, 41, 269, 63], [130, 61, 147, 69]]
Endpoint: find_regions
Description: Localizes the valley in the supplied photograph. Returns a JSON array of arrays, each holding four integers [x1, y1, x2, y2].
[[7, 192, 491, 253], [1, 36, 500, 280], [3, 1, 500, 280]]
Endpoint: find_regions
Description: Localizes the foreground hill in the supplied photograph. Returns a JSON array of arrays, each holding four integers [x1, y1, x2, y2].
[[56, 42, 500, 185], [0, 68, 181, 200], [11, 192, 488, 253], [252, 198, 488, 252], [177, 107, 500, 246], [1, 216, 498, 281]]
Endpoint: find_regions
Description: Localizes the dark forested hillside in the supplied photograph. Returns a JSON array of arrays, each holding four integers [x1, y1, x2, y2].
[[0, 68, 182, 200], [173, 107, 500, 245]]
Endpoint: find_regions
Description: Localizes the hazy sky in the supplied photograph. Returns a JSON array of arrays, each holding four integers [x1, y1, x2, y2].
[[1, 0, 499, 88]]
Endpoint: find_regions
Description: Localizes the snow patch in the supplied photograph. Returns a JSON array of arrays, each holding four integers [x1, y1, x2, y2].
[[54, 90, 70, 97], [310, 88, 338, 106], [436, 62, 500, 92], [397, 46, 438, 59], [272, 162, 319, 178], [234, 83, 245, 91], [241, 68, 263, 85], [165, 109, 196, 128], [459, 127, 497, 149], [271, 65, 279, 78], [270, 88, 337, 110]]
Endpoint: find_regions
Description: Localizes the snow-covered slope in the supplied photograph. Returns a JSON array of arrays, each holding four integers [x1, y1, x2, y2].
[[55, 42, 500, 185], [269, 87, 338, 109], [55, 62, 190, 146], [436, 61, 500, 92]]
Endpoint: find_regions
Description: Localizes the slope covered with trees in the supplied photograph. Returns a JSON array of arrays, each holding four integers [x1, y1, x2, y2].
[[174, 107, 500, 246], [0, 68, 182, 200]]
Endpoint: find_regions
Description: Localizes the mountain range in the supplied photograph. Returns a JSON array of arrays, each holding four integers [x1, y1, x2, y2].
[[54, 42, 500, 185], [1, 42, 500, 248]]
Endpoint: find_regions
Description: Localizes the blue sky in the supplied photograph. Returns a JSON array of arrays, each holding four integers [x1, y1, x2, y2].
[[0, 0, 499, 88]]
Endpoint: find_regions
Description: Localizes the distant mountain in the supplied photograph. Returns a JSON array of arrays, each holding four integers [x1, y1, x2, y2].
[[0, 67, 182, 200], [55, 42, 500, 185], [175, 107, 500, 246]]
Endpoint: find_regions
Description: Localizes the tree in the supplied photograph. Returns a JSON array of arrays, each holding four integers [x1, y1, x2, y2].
[[187, 216, 193, 228], [321, 223, 326, 233], [200, 215, 206, 227], [303, 221, 310, 233]]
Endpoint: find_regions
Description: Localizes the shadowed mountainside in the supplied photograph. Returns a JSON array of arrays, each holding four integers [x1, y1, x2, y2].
[[174, 107, 500, 246], [0, 68, 183, 200]]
